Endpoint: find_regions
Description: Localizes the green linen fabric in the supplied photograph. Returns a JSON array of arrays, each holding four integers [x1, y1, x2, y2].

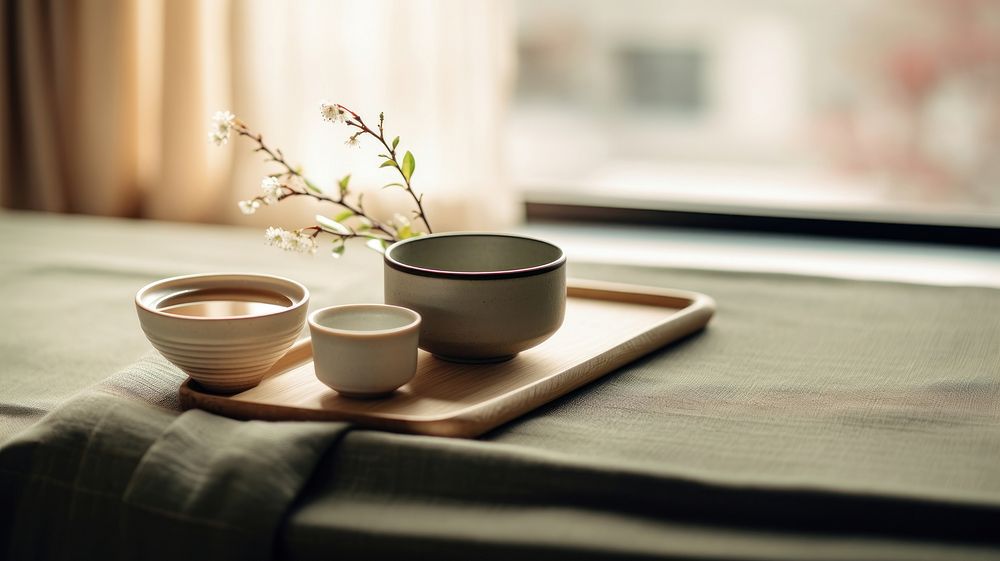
[[283, 265, 1000, 560], [2, 210, 1000, 560], [0, 389, 349, 560]]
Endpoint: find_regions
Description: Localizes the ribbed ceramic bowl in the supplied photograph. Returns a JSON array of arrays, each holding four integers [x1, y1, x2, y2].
[[135, 273, 309, 393], [384, 232, 566, 362]]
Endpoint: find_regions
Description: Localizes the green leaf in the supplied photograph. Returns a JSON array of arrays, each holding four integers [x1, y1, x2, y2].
[[334, 209, 354, 222], [338, 174, 351, 196], [401, 151, 415, 182], [392, 136, 400, 150], [398, 224, 412, 239], [356, 217, 373, 231], [315, 214, 351, 236], [381, 182, 406, 190], [331, 244, 346, 258], [380, 159, 397, 169], [304, 179, 323, 195], [365, 238, 390, 254]]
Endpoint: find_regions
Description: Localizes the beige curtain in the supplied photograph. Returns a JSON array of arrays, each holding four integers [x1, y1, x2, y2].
[[0, 0, 230, 220], [1, 0, 516, 231]]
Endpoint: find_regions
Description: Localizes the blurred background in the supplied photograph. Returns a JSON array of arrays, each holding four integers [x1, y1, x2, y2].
[[3, 0, 1000, 238]]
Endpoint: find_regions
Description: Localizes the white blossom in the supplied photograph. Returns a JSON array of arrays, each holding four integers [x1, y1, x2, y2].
[[260, 177, 283, 204], [345, 135, 360, 148], [297, 234, 319, 254], [264, 226, 318, 254], [284, 231, 317, 254], [320, 101, 346, 124], [279, 230, 298, 250], [209, 110, 236, 146], [264, 226, 286, 247], [238, 199, 261, 215]]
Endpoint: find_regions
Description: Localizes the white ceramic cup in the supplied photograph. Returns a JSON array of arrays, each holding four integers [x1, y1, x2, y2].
[[308, 304, 421, 398]]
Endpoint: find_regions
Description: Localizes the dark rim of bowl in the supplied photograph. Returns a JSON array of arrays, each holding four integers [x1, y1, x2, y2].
[[384, 232, 566, 280], [135, 272, 310, 321]]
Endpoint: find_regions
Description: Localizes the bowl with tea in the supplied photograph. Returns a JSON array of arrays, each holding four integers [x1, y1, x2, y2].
[[135, 272, 309, 393]]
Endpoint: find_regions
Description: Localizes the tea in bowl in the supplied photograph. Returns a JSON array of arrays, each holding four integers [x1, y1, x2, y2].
[[383, 232, 566, 362], [135, 273, 309, 393]]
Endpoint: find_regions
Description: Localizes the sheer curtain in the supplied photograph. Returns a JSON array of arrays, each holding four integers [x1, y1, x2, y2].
[[227, 0, 518, 232], [1, 0, 516, 231]]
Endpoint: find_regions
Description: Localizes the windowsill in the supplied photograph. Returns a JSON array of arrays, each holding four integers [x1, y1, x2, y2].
[[523, 188, 1000, 230], [518, 220, 1000, 288]]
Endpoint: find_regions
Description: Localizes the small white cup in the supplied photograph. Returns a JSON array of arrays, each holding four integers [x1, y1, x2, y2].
[[308, 304, 421, 398]]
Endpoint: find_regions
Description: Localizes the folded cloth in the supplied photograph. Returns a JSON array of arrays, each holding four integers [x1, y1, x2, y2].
[[0, 383, 348, 561], [6, 385, 1000, 561]]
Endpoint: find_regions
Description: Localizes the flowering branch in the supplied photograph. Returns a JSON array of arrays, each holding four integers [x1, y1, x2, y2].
[[320, 102, 433, 234], [232, 124, 397, 239], [209, 106, 432, 257]]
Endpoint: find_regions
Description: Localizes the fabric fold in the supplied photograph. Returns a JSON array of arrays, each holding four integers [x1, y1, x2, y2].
[[283, 431, 1000, 560], [0, 392, 349, 561]]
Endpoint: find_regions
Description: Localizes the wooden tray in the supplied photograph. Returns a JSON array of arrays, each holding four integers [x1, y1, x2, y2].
[[179, 280, 715, 438]]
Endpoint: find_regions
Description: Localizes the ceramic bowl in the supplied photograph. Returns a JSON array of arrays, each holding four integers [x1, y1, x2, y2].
[[135, 273, 309, 393], [309, 304, 421, 398], [383, 232, 566, 362]]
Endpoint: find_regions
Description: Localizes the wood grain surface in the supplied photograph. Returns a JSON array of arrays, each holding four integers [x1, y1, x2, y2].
[[179, 279, 715, 438]]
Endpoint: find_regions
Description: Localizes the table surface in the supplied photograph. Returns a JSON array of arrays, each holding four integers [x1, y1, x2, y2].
[[3, 209, 1000, 560]]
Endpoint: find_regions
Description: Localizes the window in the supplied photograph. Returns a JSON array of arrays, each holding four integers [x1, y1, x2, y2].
[[509, 0, 1000, 237]]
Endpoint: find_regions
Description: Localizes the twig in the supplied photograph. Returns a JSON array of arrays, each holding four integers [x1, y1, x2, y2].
[[334, 105, 434, 234], [233, 123, 398, 239]]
